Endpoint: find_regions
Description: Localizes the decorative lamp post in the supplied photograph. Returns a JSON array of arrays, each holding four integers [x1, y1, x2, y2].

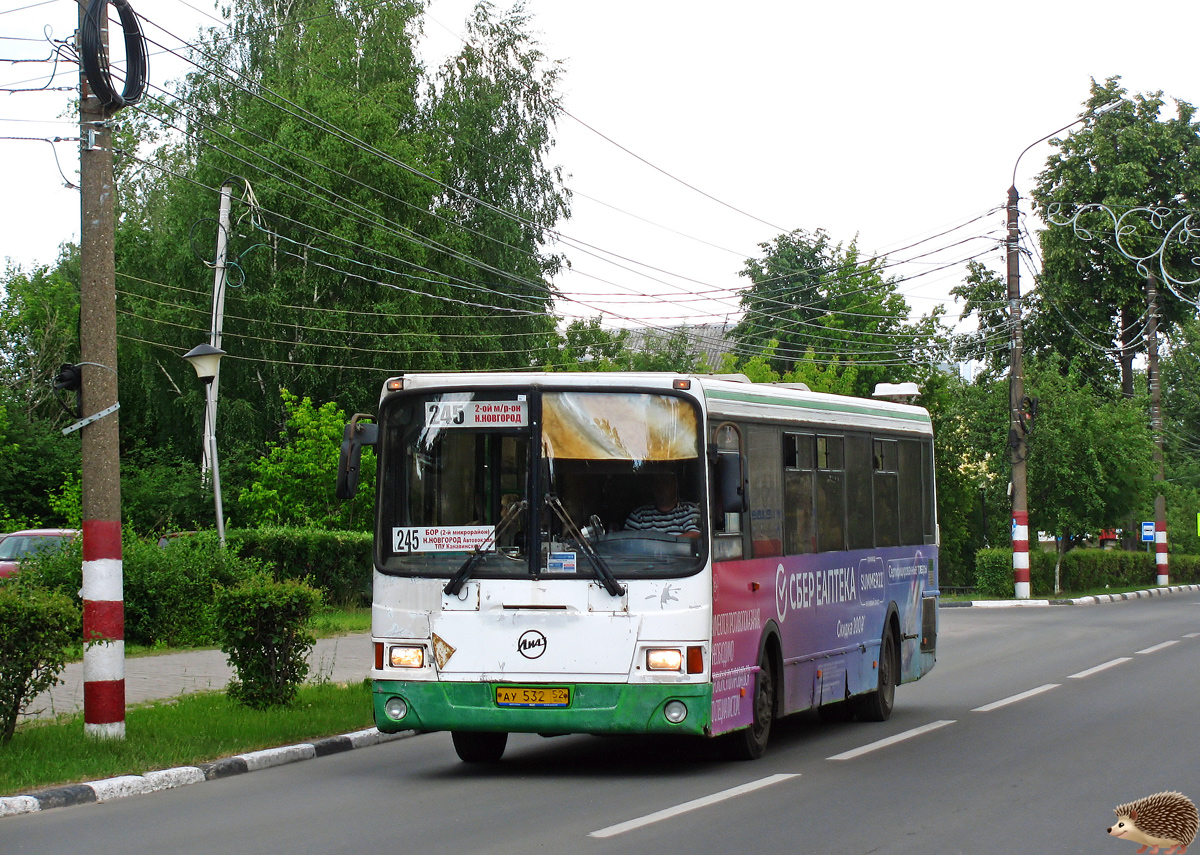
[[183, 343, 226, 547]]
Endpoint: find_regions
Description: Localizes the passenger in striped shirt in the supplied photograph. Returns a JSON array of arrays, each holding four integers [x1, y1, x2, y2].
[[624, 473, 701, 538]]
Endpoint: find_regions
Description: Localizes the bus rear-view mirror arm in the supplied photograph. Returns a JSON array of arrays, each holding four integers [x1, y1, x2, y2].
[[335, 414, 377, 501]]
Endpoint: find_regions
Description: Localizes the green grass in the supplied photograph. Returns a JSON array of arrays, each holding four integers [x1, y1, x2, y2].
[[0, 680, 376, 797], [309, 606, 371, 637]]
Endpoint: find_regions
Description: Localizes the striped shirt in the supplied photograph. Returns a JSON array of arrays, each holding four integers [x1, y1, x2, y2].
[[624, 502, 701, 536]]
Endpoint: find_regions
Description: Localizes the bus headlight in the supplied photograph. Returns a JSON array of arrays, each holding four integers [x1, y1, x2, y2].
[[384, 697, 408, 721], [647, 648, 683, 671], [389, 646, 424, 668], [663, 700, 688, 723]]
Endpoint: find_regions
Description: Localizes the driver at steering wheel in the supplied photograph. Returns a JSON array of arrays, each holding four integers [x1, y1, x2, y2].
[[624, 472, 700, 538]]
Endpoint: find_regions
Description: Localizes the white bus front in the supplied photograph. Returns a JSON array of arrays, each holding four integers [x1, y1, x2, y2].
[[362, 378, 715, 762]]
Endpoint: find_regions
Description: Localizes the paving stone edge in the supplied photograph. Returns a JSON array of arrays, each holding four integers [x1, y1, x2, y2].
[[0, 727, 417, 819], [939, 583, 1200, 608]]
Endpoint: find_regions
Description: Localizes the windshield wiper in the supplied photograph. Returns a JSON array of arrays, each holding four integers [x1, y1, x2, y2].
[[544, 494, 626, 597], [443, 499, 527, 597]]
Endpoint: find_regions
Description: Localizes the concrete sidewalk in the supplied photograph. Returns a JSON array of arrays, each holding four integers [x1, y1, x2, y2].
[[29, 634, 374, 720]]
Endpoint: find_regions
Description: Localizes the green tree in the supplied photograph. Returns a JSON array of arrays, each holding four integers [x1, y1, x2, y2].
[[733, 229, 948, 397], [1023, 355, 1154, 592], [0, 253, 79, 422], [950, 260, 1012, 377], [542, 317, 634, 370], [917, 372, 1010, 587], [111, 0, 570, 479], [714, 341, 861, 395], [0, 257, 82, 525], [1031, 76, 1200, 396], [238, 390, 374, 530]]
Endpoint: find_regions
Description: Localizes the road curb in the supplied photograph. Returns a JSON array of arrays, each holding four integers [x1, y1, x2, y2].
[[0, 727, 417, 820], [940, 583, 1200, 608]]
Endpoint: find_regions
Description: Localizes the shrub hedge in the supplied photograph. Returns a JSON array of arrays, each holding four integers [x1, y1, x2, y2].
[[21, 527, 372, 648], [0, 578, 79, 743], [222, 527, 372, 607], [215, 573, 322, 709], [25, 534, 262, 648], [975, 547, 1200, 597]]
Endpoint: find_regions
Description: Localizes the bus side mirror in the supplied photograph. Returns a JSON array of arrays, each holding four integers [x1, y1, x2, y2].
[[717, 450, 748, 513], [336, 415, 377, 501]]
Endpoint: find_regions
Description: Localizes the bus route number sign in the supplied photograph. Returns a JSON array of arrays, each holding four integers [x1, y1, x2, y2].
[[425, 401, 528, 428], [393, 526, 496, 553]]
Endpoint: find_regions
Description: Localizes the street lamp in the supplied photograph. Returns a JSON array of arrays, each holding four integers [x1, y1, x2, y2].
[[182, 343, 226, 547]]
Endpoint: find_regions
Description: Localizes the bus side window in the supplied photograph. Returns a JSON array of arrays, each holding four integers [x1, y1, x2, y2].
[[711, 422, 744, 561], [815, 435, 845, 552], [783, 433, 815, 555], [845, 433, 873, 550], [898, 439, 925, 546], [873, 438, 899, 548], [746, 424, 781, 558]]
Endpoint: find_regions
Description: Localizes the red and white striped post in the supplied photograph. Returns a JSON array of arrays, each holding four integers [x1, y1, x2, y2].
[[1155, 518, 1169, 586], [1007, 186, 1031, 599], [79, 9, 125, 739], [82, 520, 124, 738], [1012, 510, 1030, 599]]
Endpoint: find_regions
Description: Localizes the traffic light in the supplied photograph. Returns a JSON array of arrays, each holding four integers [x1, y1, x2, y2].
[[53, 362, 83, 418]]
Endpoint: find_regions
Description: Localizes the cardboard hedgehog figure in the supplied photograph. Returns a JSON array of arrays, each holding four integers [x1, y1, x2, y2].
[[1107, 791, 1199, 855]]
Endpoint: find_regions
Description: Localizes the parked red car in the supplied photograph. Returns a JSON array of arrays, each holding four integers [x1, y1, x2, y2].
[[0, 528, 80, 578]]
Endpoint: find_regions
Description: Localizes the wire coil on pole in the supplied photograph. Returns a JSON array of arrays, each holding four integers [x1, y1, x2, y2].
[[81, 0, 148, 109]]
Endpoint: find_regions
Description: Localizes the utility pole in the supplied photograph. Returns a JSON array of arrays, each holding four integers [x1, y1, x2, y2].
[[201, 181, 232, 487], [1147, 273, 1168, 585], [1007, 185, 1030, 599], [78, 1, 124, 739]]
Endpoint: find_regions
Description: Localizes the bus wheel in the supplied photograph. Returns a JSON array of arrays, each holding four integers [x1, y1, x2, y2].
[[856, 628, 898, 722], [451, 731, 508, 763], [722, 652, 775, 760]]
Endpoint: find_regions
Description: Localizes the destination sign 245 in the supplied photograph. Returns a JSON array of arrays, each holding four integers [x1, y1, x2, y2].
[[425, 401, 528, 428], [393, 526, 496, 553]]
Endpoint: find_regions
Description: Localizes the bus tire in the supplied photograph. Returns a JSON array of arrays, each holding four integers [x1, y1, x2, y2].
[[856, 627, 898, 722], [451, 731, 508, 763], [722, 652, 775, 760]]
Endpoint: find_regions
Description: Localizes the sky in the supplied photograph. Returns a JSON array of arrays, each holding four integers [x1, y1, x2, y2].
[[2, 0, 1198, 334]]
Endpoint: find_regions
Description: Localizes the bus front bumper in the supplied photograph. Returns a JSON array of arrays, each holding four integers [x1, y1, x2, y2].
[[373, 679, 712, 737]]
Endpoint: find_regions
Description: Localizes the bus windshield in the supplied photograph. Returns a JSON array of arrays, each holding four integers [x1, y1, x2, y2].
[[377, 389, 706, 580]]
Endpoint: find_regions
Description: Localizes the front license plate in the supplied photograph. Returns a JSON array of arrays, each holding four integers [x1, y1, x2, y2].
[[495, 686, 570, 707]]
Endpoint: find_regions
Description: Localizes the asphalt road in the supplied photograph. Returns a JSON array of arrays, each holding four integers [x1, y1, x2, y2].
[[5, 595, 1198, 855]]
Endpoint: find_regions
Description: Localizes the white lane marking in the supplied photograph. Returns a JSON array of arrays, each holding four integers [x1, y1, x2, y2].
[[1183, 632, 1199, 638], [589, 773, 799, 839], [972, 684, 1059, 713], [1136, 640, 1179, 655], [1069, 658, 1132, 679], [826, 720, 956, 761]]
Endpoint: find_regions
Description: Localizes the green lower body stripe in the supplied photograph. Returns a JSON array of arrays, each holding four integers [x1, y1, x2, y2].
[[374, 679, 713, 737]]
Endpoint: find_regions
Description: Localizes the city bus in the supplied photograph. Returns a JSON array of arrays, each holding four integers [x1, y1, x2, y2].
[[337, 372, 939, 762]]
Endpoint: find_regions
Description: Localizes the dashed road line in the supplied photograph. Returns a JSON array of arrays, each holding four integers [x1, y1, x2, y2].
[[971, 683, 1059, 713], [826, 720, 956, 761], [1136, 640, 1179, 655], [1068, 657, 1132, 679], [1183, 632, 1199, 638], [589, 774, 799, 838]]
